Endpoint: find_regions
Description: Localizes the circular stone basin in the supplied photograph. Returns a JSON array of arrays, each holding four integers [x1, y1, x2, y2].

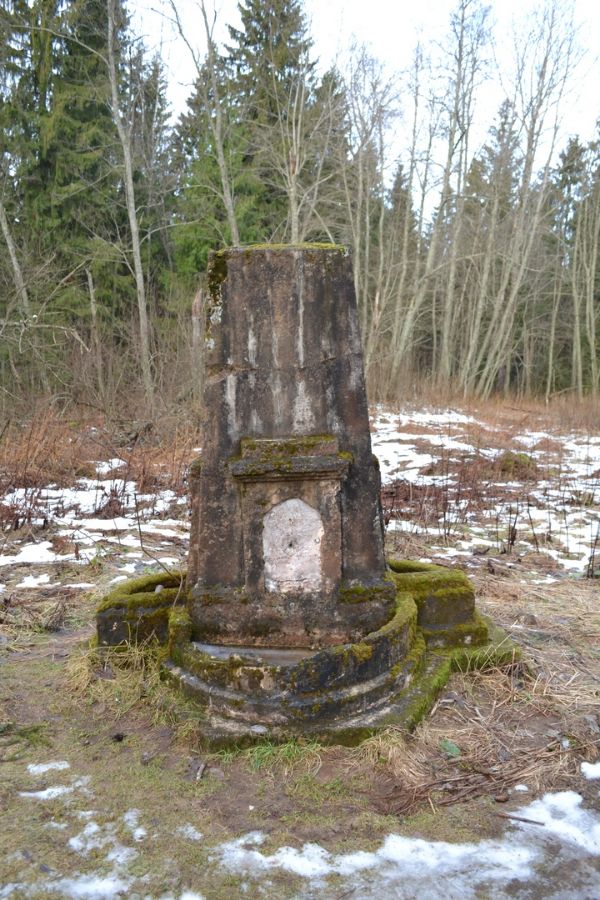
[[167, 592, 422, 726]]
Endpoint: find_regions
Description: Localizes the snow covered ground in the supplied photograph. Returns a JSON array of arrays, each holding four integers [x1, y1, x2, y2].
[[371, 407, 600, 576], [2, 758, 599, 898], [1, 405, 598, 597], [0, 463, 189, 601]]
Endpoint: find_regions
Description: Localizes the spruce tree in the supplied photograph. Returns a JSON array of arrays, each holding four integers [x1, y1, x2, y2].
[[226, 0, 313, 117]]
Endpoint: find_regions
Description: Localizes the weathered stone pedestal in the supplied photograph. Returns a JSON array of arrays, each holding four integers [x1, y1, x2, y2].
[[187, 245, 394, 649], [96, 244, 516, 746]]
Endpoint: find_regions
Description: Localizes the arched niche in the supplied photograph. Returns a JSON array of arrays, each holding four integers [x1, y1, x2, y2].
[[262, 498, 324, 594]]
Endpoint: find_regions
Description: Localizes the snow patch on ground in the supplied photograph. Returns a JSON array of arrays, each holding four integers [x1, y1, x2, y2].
[[19, 784, 75, 801], [28, 761, 70, 775], [45, 872, 132, 897], [0, 541, 65, 567], [16, 572, 53, 588], [19, 777, 90, 802], [213, 791, 600, 895], [581, 761, 600, 781], [123, 809, 147, 842], [95, 458, 127, 475], [177, 824, 203, 841]]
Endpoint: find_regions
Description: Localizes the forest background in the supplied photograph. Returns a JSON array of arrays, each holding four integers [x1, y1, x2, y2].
[[1, 0, 599, 418]]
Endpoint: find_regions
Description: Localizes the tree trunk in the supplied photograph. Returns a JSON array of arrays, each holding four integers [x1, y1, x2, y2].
[[86, 267, 105, 404], [107, 0, 153, 408]]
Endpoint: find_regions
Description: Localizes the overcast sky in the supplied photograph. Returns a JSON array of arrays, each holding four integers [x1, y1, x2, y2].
[[133, 0, 600, 160]]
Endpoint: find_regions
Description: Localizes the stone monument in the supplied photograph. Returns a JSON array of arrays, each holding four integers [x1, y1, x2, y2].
[[187, 244, 394, 649], [96, 244, 513, 745]]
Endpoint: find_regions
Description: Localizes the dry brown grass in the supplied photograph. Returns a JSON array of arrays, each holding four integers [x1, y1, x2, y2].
[[65, 640, 168, 717], [0, 411, 198, 495], [380, 391, 599, 436], [0, 587, 84, 635], [0, 408, 200, 534], [475, 574, 600, 705], [0, 408, 100, 490], [352, 665, 599, 817]]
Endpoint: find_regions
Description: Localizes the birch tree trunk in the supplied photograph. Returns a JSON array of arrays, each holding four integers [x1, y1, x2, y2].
[[0, 196, 32, 318], [0, 194, 51, 393], [107, 0, 153, 408], [86, 267, 106, 404]]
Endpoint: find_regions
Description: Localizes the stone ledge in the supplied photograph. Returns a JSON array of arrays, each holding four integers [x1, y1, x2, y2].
[[167, 590, 418, 714], [96, 571, 187, 647], [388, 559, 475, 628], [230, 454, 350, 482], [163, 625, 520, 749]]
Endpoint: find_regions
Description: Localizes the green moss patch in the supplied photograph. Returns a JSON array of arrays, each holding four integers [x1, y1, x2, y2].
[[238, 242, 346, 253], [420, 610, 490, 648], [97, 571, 185, 613], [337, 574, 396, 605], [387, 559, 475, 628], [96, 571, 188, 647]]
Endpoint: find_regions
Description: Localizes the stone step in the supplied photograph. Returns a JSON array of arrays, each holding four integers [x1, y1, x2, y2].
[[163, 633, 426, 728]]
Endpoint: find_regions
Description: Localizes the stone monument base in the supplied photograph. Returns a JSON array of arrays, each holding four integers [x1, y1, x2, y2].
[[96, 561, 519, 747]]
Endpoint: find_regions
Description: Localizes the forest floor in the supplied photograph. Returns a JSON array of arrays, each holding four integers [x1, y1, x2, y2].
[[1, 400, 599, 898]]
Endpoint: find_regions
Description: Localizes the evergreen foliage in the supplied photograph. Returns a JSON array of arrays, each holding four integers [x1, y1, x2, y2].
[[0, 0, 598, 408]]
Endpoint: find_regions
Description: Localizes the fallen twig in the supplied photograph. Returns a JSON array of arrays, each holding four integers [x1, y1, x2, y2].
[[494, 812, 545, 826]]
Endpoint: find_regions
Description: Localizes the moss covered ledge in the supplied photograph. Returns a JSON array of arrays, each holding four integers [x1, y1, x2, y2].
[[388, 559, 477, 632], [95, 562, 520, 747], [96, 570, 188, 647]]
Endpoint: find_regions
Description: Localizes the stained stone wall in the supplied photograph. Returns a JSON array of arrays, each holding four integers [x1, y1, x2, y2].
[[187, 245, 394, 648]]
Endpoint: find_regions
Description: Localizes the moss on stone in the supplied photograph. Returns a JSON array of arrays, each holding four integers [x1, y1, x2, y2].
[[388, 561, 473, 597], [396, 656, 455, 731], [241, 434, 336, 457], [97, 571, 185, 613], [371, 591, 417, 636], [387, 561, 474, 629], [238, 242, 346, 254], [207, 250, 228, 299], [205, 251, 228, 346], [350, 642, 374, 664], [420, 611, 489, 648], [96, 571, 188, 648], [389, 633, 426, 681], [337, 573, 396, 605], [388, 559, 437, 574], [168, 606, 192, 648], [230, 435, 351, 481]]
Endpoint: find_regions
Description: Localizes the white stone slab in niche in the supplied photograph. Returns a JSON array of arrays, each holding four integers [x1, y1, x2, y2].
[[263, 498, 323, 593]]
